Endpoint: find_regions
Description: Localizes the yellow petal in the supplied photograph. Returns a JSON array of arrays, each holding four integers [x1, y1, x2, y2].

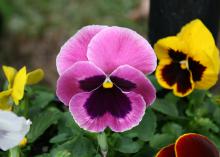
[[19, 137, 27, 147], [11, 67, 27, 105], [0, 89, 12, 98], [26, 69, 44, 85], [212, 46, 220, 74], [0, 89, 13, 110], [2, 65, 17, 88], [154, 36, 188, 60], [178, 19, 215, 56], [0, 99, 12, 110], [194, 66, 219, 89], [188, 47, 219, 89], [177, 19, 219, 75]]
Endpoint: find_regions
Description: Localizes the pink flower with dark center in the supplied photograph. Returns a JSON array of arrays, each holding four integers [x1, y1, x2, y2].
[[56, 25, 157, 132]]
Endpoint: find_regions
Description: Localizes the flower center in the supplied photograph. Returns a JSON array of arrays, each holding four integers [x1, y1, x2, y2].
[[102, 78, 113, 88], [180, 59, 189, 70]]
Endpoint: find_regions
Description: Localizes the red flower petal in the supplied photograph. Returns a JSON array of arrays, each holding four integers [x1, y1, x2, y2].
[[175, 133, 219, 157], [156, 144, 176, 157]]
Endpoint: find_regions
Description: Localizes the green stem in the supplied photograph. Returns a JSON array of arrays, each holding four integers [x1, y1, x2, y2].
[[9, 147, 20, 157], [97, 132, 108, 157], [24, 96, 29, 117]]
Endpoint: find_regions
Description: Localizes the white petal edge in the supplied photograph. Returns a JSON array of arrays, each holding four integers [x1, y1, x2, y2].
[[0, 110, 31, 151]]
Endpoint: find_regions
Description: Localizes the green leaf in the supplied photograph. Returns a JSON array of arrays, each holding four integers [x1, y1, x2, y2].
[[112, 134, 144, 153], [34, 154, 51, 157], [27, 107, 62, 143], [162, 123, 182, 135], [52, 136, 96, 157], [30, 89, 54, 109], [124, 109, 157, 141], [213, 108, 220, 124], [54, 150, 71, 157], [165, 93, 179, 104], [57, 112, 84, 136], [150, 133, 175, 149], [191, 117, 219, 133], [187, 90, 206, 105], [50, 133, 69, 144], [162, 123, 183, 137], [152, 93, 179, 117]]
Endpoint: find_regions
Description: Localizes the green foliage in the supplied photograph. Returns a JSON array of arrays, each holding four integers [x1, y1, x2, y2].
[[51, 136, 97, 157], [54, 150, 71, 157], [1, 75, 220, 157], [35, 154, 51, 157], [150, 133, 175, 149], [112, 134, 144, 153], [124, 109, 157, 141], [162, 123, 183, 137], [149, 123, 183, 149], [27, 107, 62, 143], [29, 86, 55, 110], [0, 0, 219, 156], [214, 107, 220, 124], [49, 133, 69, 144], [151, 93, 179, 117]]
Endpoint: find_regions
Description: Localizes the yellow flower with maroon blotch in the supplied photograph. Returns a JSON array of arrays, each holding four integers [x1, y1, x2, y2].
[[154, 19, 220, 97], [0, 66, 44, 110]]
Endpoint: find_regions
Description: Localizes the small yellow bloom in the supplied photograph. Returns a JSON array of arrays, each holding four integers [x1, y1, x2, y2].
[[0, 89, 13, 110], [154, 19, 219, 97], [19, 137, 27, 147], [0, 66, 44, 110]]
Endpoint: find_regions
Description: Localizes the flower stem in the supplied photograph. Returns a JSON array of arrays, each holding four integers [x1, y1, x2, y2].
[[97, 132, 108, 157], [24, 96, 29, 117], [9, 147, 20, 157]]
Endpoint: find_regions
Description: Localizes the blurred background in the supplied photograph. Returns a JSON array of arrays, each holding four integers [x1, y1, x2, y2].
[[0, 0, 219, 88], [0, 0, 150, 88]]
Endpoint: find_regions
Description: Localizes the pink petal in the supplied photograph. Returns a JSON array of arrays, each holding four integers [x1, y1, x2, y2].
[[69, 91, 146, 132], [56, 25, 107, 75], [110, 65, 156, 107], [56, 61, 105, 106], [87, 26, 157, 74]]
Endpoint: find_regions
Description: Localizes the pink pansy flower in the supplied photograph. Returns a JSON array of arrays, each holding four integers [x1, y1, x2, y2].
[[56, 25, 157, 132]]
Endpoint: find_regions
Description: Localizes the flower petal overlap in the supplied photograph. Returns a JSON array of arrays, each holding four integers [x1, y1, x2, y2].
[[56, 25, 157, 132], [0, 66, 44, 110], [154, 19, 220, 97]]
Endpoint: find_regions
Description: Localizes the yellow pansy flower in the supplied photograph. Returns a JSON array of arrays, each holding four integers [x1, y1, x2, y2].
[[0, 66, 44, 110], [154, 19, 220, 97]]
